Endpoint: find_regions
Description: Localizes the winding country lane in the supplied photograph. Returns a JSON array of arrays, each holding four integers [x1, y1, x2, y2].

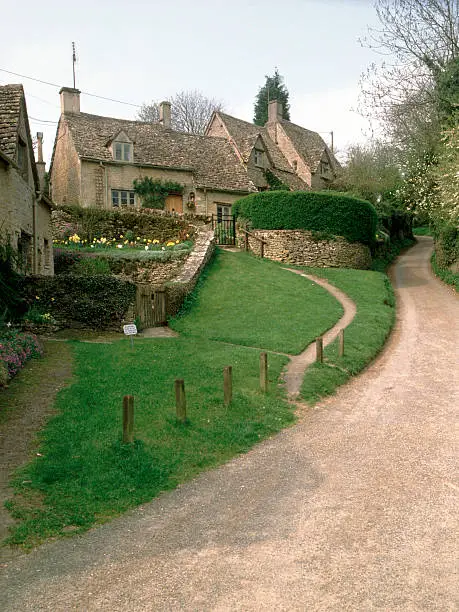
[[1, 236, 458, 611]]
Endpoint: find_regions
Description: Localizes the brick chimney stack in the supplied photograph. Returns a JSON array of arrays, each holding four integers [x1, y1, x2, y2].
[[36, 132, 46, 192], [268, 100, 283, 123], [59, 86, 81, 114], [159, 101, 171, 129]]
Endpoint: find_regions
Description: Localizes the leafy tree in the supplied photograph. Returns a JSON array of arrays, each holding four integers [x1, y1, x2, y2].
[[253, 69, 291, 125], [137, 90, 224, 135]]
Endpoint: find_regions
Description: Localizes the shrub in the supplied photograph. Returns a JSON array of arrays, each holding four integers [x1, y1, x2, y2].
[[19, 276, 136, 329], [233, 190, 378, 245], [53, 249, 83, 274], [0, 328, 43, 382], [72, 258, 112, 276]]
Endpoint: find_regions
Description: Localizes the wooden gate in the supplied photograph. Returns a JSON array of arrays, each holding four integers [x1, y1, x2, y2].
[[212, 214, 236, 245], [135, 286, 167, 327]]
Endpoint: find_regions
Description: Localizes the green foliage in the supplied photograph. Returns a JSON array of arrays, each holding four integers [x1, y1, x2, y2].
[[170, 250, 342, 355], [71, 258, 112, 276], [300, 267, 395, 404], [434, 223, 459, 269], [53, 249, 82, 274], [436, 58, 459, 127], [431, 251, 459, 291], [233, 190, 378, 245], [0, 233, 24, 322], [133, 177, 184, 209], [19, 275, 136, 329], [264, 168, 290, 191], [56, 205, 192, 243], [371, 238, 416, 273], [253, 68, 291, 126]]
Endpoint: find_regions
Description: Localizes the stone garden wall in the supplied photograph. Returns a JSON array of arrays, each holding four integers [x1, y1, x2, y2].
[[241, 229, 372, 269]]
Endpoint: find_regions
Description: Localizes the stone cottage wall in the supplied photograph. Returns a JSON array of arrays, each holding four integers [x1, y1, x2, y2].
[[241, 229, 372, 269]]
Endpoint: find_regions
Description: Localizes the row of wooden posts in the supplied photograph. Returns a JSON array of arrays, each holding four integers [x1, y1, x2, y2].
[[122, 330, 345, 444]]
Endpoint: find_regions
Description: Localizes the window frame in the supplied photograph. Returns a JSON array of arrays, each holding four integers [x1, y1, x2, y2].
[[111, 189, 135, 207], [254, 149, 264, 167], [113, 141, 132, 162]]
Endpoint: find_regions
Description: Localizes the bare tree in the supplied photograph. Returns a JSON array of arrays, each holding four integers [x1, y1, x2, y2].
[[137, 90, 224, 135], [359, 0, 458, 149]]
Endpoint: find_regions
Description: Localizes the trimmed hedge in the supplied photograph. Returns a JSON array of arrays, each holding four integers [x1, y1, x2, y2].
[[233, 191, 378, 245], [19, 275, 136, 329]]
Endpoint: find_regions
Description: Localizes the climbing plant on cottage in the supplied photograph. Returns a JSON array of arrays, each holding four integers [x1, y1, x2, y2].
[[133, 177, 184, 209]]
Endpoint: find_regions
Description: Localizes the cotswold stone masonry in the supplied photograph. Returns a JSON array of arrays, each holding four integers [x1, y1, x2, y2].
[[242, 229, 372, 269]]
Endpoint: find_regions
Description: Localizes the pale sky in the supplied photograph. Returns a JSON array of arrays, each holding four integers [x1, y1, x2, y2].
[[2, 0, 382, 165]]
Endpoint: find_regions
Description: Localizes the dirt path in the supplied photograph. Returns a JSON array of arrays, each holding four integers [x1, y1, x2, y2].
[[1, 237, 458, 610], [0, 341, 73, 560], [283, 270, 356, 397]]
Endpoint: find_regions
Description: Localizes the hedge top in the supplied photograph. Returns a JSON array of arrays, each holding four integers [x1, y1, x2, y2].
[[232, 191, 378, 245]]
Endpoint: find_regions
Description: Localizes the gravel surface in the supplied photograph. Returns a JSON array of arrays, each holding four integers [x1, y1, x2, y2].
[[1, 237, 457, 611]]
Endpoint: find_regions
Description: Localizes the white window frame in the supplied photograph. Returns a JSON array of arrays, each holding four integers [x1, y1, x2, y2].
[[113, 142, 132, 162], [112, 189, 135, 207]]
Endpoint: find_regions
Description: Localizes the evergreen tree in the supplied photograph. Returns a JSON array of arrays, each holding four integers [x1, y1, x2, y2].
[[253, 69, 291, 126]]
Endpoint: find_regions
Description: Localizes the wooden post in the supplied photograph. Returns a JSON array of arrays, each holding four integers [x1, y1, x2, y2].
[[175, 379, 187, 423], [224, 366, 232, 406], [260, 352, 268, 392], [316, 337, 323, 363], [245, 232, 249, 251], [122, 395, 134, 444], [338, 329, 345, 357]]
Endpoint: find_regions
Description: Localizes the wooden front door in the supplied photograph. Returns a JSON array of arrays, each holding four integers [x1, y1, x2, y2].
[[165, 194, 183, 213]]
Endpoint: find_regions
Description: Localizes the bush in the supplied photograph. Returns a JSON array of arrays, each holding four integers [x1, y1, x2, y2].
[[233, 191, 378, 245], [19, 275, 136, 329], [435, 223, 458, 268], [53, 249, 83, 274], [0, 328, 43, 382]]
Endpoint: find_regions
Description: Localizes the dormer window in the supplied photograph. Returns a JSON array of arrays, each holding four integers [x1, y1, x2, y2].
[[114, 142, 132, 162], [320, 159, 330, 176], [254, 149, 264, 167]]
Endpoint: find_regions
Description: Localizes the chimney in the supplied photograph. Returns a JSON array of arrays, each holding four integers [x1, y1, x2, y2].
[[36, 132, 46, 192], [159, 101, 171, 128], [59, 86, 80, 114], [268, 100, 283, 123]]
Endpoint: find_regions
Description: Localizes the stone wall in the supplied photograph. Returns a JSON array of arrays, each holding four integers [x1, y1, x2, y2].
[[166, 228, 215, 316], [241, 229, 372, 269]]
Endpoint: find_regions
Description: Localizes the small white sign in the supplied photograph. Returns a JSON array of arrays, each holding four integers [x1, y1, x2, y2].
[[123, 324, 138, 336]]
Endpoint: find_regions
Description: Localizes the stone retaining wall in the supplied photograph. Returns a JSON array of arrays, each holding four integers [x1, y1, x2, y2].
[[165, 228, 215, 316], [241, 229, 371, 269]]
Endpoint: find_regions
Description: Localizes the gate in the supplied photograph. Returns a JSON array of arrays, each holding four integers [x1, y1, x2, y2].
[[212, 214, 236, 246], [135, 286, 167, 327]]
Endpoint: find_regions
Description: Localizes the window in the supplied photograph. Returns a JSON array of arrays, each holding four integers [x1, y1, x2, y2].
[[17, 138, 28, 179], [292, 159, 298, 172], [112, 189, 135, 207], [254, 149, 264, 167], [114, 142, 132, 162], [320, 160, 330, 176], [217, 204, 232, 221], [44, 239, 51, 269]]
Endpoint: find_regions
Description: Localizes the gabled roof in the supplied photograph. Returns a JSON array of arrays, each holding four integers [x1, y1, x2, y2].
[[276, 119, 338, 173], [60, 112, 256, 193], [214, 112, 294, 173], [0, 83, 39, 190], [0, 84, 24, 159]]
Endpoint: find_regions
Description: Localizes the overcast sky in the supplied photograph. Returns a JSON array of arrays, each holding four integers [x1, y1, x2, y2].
[[2, 0, 382, 165]]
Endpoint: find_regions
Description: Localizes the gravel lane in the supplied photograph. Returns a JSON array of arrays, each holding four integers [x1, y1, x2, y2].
[[1, 236, 457, 611]]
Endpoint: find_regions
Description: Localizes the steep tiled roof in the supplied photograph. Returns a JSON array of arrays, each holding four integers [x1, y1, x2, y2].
[[0, 84, 23, 160], [62, 112, 256, 193], [277, 120, 333, 173], [216, 112, 293, 173]]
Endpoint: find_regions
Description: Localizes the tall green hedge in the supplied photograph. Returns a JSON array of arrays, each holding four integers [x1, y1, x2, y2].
[[233, 191, 378, 245], [20, 275, 136, 329]]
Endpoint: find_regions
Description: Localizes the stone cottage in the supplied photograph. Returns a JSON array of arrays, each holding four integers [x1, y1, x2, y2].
[[206, 100, 340, 191], [50, 88, 258, 217], [0, 84, 54, 275]]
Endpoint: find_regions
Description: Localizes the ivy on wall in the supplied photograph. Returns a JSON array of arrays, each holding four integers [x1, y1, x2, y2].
[[133, 177, 184, 209], [264, 169, 290, 191]]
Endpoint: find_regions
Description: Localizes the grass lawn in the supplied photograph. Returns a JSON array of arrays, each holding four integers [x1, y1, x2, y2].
[[170, 250, 343, 354], [4, 249, 341, 549], [300, 268, 395, 404]]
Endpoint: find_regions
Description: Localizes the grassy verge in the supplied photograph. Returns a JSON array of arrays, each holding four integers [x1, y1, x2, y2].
[[431, 252, 459, 291], [371, 237, 416, 272], [4, 249, 342, 549], [299, 268, 395, 405], [413, 226, 433, 236], [170, 250, 343, 354]]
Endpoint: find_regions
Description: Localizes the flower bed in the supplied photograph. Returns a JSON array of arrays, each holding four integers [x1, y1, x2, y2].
[[0, 328, 43, 386]]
